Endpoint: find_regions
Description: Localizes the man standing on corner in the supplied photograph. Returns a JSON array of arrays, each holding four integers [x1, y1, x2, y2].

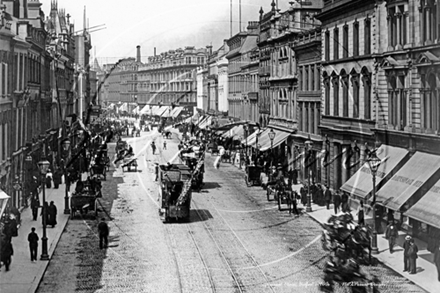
[[98, 218, 109, 249], [27, 227, 39, 262]]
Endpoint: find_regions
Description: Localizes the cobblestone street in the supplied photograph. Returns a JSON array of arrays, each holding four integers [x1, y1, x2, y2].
[[37, 130, 428, 293]]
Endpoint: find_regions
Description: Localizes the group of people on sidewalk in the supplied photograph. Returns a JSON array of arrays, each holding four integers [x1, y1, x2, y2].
[[0, 177, 58, 272]]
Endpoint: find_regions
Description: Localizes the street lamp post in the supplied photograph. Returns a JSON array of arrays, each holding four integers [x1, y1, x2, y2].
[[268, 129, 276, 168], [366, 150, 381, 255], [305, 137, 313, 212], [62, 139, 71, 214], [37, 159, 51, 260], [244, 123, 249, 167]]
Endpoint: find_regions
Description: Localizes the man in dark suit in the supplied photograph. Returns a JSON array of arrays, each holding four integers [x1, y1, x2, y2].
[[333, 191, 341, 214], [324, 185, 332, 210]]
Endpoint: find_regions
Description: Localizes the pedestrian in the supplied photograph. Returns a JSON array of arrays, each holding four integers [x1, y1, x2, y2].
[[356, 200, 365, 226], [53, 167, 62, 189], [333, 191, 341, 214], [385, 220, 398, 253], [154, 163, 159, 181], [403, 235, 412, 272], [41, 201, 49, 227], [163, 140, 167, 150], [48, 201, 57, 228], [151, 141, 156, 155], [408, 238, 419, 274], [31, 193, 40, 221], [27, 227, 39, 262], [98, 218, 109, 249], [0, 238, 14, 271], [300, 185, 307, 206], [45, 169, 52, 188], [324, 185, 332, 210], [341, 192, 349, 212], [290, 191, 299, 215], [434, 244, 440, 281]]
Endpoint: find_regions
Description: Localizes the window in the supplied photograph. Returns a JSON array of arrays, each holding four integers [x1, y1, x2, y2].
[[311, 65, 315, 91], [325, 30, 330, 61], [299, 66, 303, 91], [421, 0, 439, 44], [332, 74, 339, 116], [343, 24, 349, 58], [388, 75, 407, 129], [351, 72, 360, 118], [353, 21, 359, 57], [364, 18, 371, 55], [387, 5, 407, 49], [305, 66, 309, 91], [334, 28, 339, 60], [341, 70, 349, 117], [422, 73, 440, 131], [362, 68, 371, 119]]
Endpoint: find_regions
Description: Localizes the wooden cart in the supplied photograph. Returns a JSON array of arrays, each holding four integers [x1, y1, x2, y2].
[[70, 190, 98, 219]]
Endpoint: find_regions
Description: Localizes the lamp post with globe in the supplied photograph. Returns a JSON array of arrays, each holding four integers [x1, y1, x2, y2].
[[37, 159, 51, 260], [366, 149, 381, 254]]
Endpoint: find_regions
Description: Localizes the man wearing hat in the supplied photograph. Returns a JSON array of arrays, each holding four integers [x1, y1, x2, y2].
[[403, 235, 412, 272]]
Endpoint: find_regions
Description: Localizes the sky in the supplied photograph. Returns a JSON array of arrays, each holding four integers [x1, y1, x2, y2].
[[40, 0, 290, 65]]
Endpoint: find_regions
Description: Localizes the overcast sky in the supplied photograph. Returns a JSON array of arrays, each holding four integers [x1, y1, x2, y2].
[[40, 0, 290, 64]]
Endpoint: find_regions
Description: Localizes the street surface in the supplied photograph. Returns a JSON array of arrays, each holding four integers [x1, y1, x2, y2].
[[37, 128, 427, 293]]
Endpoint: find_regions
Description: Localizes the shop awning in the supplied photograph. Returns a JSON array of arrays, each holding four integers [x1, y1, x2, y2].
[[160, 107, 173, 118], [341, 145, 409, 199], [140, 105, 152, 114], [0, 189, 10, 219], [259, 128, 291, 151], [222, 125, 244, 139], [154, 106, 168, 116], [376, 151, 440, 211], [198, 116, 213, 129], [404, 180, 440, 229], [170, 107, 184, 118], [241, 129, 263, 145]]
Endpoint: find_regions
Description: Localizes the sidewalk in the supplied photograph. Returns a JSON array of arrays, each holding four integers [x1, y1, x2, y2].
[[0, 182, 70, 293], [305, 202, 440, 293]]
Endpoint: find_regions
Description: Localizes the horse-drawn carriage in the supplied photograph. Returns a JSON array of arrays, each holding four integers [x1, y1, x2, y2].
[[158, 164, 192, 223], [245, 165, 261, 187], [121, 155, 138, 172], [266, 176, 297, 212], [70, 179, 102, 219]]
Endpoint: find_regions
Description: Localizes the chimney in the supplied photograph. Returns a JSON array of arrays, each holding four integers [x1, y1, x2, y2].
[[136, 45, 141, 62], [206, 45, 213, 56], [154, 47, 156, 57]]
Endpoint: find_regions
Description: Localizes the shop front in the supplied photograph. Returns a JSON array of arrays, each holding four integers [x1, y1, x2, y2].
[[376, 151, 440, 234]]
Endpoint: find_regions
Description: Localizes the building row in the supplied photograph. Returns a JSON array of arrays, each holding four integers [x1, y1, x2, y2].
[[0, 0, 97, 211], [101, 0, 440, 242]]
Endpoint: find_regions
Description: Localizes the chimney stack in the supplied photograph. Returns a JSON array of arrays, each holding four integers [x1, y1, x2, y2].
[[154, 47, 156, 57], [136, 45, 141, 62]]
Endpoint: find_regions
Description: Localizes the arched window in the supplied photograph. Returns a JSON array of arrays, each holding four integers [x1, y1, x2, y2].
[[341, 69, 349, 117], [361, 67, 372, 119], [351, 69, 360, 118], [323, 71, 330, 115], [331, 72, 339, 116]]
